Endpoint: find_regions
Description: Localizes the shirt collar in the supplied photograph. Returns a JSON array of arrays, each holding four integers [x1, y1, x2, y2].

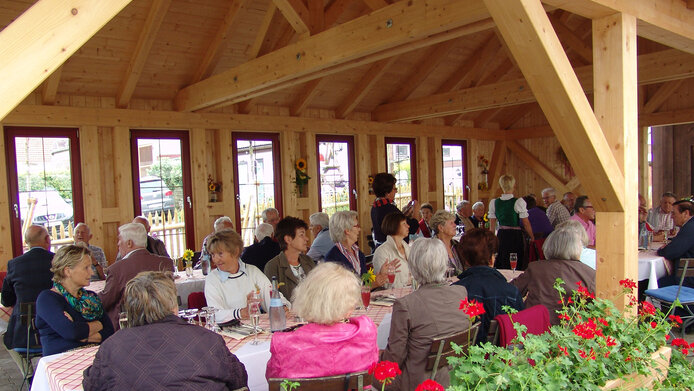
[[123, 248, 145, 259], [500, 194, 514, 200], [215, 260, 247, 281]]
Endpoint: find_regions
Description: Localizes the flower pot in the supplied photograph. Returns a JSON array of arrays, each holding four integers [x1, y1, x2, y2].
[[600, 346, 671, 390]]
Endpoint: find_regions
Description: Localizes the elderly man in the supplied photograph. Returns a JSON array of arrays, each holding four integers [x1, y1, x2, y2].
[[99, 223, 174, 330], [648, 192, 678, 236], [471, 201, 486, 228], [306, 212, 333, 262], [240, 223, 280, 272], [657, 200, 694, 288], [262, 208, 280, 231], [133, 216, 170, 258], [197, 216, 234, 268], [570, 196, 596, 247], [2, 225, 54, 352], [562, 192, 577, 215], [542, 187, 571, 228], [74, 223, 107, 280], [454, 200, 475, 233]]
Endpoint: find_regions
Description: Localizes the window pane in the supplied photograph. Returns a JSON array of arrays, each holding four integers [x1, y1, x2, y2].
[[15, 137, 75, 253], [236, 139, 276, 246], [386, 142, 413, 210], [443, 144, 465, 212], [318, 141, 351, 217]]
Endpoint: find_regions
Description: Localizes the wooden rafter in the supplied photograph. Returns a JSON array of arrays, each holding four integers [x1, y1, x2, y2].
[[336, 57, 397, 118], [273, 0, 310, 36], [507, 140, 568, 193], [325, 0, 352, 26], [688, 0, 694, 10], [642, 79, 685, 114], [41, 65, 63, 105], [640, 105, 694, 127], [308, 0, 324, 33], [290, 78, 323, 116], [362, 0, 389, 10], [247, 3, 277, 60], [497, 103, 537, 129], [0, 0, 133, 121], [117, 0, 172, 108], [549, 14, 593, 64]]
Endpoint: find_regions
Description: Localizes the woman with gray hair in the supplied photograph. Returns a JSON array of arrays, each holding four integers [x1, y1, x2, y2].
[[511, 227, 595, 325], [429, 209, 466, 275], [325, 210, 396, 288], [380, 238, 471, 390], [83, 271, 248, 390], [557, 220, 596, 269], [266, 262, 378, 379]]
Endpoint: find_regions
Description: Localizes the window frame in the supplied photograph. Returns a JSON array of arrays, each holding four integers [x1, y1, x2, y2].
[[315, 135, 357, 213], [384, 137, 418, 208], [441, 139, 469, 203]]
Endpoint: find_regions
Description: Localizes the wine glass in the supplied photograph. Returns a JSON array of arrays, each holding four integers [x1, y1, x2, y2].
[[198, 309, 208, 327], [118, 312, 128, 329], [386, 263, 396, 289], [184, 308, 198, 324], [202, 306, 220, 332], [361, 285, 371, 311], [509, 253, 518, 274], [248, 301, 261, 345]]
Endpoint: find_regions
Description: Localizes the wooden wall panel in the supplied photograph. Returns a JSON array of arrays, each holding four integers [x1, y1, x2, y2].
[[0, 126, 11, 270], [79, 125, 106, 257]]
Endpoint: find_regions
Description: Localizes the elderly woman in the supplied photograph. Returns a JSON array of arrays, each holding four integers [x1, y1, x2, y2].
[[325, 210, 396, 288], [205, 230, 289, 323], [372, 212, 411, 288], [266, 262, 378, 379], [489, 175, 534, 270], [380, 238, 471, 390], [454, 229, 524, 343], [471, 201, 486, 229], [430, 210, 465, 275], [511, 227, 596, 325], [83, 272, 248, 390], [556, 220, 595, 270], [36, 245, 113, 356], [418, 203, 434, 237], [264, 217, 316, 299], [370, 172, 419, 246]]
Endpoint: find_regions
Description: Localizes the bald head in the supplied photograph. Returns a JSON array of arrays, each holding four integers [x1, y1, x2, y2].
[[25, 225, 51, 250], [133, 216, 151, 233]]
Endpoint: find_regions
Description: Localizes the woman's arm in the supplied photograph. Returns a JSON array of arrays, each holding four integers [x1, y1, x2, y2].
[[521, 217, 535, 242], [37, 292, 90, 341]]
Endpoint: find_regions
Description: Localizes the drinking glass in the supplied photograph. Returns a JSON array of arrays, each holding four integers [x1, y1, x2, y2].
[[184, 308, 198, 324], [202, 306, 220, 332], [198, 310, 208, 327], [248, 301, 261, 345], [509, 253, 518, 273], [118, 312, 128, 329], [386, 264, 396, 289], [361, 285, 371, 311]]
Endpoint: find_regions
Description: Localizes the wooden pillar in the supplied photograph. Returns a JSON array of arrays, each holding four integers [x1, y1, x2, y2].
[[79, 126, 106, 248], [593, 12, 638, 308], [190, 128, 211, 247], [638, 126, 650, 206], [0, 126, 12, 270]]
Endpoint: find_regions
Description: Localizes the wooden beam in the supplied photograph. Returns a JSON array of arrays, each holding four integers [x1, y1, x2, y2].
[[290, 78, 323, 116], [505, 125, 554, 139], [41, 65, 63, 105], [336, 57, 397, 119], [248, 3, 277, 60], [487, 140, 507, 196], [174, 0, 492, 112], [688, 0, 694, 10], [0, 127, 12, 269], [640, 106, 694, 127], [434, 32, 496, 93], [273, 0, 310, 36], [496, 103, 537, 129], [362, 0, 389, 10], [565, 176, 581, 191], [189, 0, 245, 84], [642, 80, 685, 114], [117, 0, 172, 108], [0, 0, 133, 121], [325, 0, 351, 26], [484, 0, 624, 212], [549, 14, 593, 63], [373, 48, 694, 122], [308, 0, 325, 33], [506, 140, 568, 193]]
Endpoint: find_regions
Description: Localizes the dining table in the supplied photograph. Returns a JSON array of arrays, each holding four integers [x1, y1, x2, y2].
[[30, 286, 412, 391]]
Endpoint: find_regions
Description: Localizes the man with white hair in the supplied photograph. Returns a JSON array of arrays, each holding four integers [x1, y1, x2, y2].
[[73, 222, 108, 280], [197, 216, 234, 268], [306, 212, 333, 262], [542, 187, 570, 228], [240, 223, 280, 271], [132, 216, 169, 258], [262, 208, 280, 230], [99, 222, 174, 330], [454, 200, 474, 232]]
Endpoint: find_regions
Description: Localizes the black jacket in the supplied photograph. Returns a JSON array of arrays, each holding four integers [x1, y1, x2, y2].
[[240, 237, 280, 272]]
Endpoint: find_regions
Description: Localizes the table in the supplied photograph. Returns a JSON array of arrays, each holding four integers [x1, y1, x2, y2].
[[638, 250, 669, 290], [31, 287, 412, 391], [87, 270, 206, 309]]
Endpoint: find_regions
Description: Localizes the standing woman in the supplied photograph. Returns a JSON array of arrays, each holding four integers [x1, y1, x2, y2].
[[373, 212, 411, 288], [488, 175, 534, 270], [429, 210, 465, 275], [418, 203, 434, 238], [370, 173, 419, 247], [36, 245, 114, 355]]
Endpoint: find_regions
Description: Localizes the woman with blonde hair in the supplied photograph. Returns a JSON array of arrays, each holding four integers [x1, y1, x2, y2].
[[266, 262, 378, 379], [36, 245, 113, 355], [429, 209, 465, 275], [488, 174, 534, 270]]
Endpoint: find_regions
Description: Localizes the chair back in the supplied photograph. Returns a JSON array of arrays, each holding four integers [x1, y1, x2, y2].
[[528, 238, 546, 263], [495, 305, 550, 347], [675, 259, 694, 297], [0, 271, 7, 291], [425, 322, 480, 379], [18, 302, 41, 349], [487, 319, 499, 345], [268, 370, 373, 391], [187, 292, 207, 310]]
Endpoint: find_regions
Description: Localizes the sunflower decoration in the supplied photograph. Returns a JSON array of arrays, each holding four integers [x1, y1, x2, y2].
[[182, 249, 194, 262], [294, 158, 311, 194], [207, 175, 222, 193], [368, 175, 375, 195], [361, 267, 376, 287]]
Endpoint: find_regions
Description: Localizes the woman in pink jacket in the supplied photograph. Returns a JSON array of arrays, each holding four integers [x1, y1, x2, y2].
[[266, 262, 378, 379]]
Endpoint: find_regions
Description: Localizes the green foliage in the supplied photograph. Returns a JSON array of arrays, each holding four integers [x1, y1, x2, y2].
[[655, 350, 694, 390], [18, 172, 73, 200], [147, 157, 182, 191], [280, 379, 300, 391]]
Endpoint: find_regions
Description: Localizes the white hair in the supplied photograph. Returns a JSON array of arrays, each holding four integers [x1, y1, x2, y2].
[[329, 210, 358, 243], [292, 262, 360, 325], [213, 216, 233, 232], [262, 208, 279, 222], [542, 227, 583, 261], [556, 220, 589, 247], [472, 201, 485, 211], [74, 222, 90, 234], [119, 223, 147, 248], [456, 200, 470, 211], [309, 212, 330, 229], [541, 187, 556, 197], [409, 238, 448, 285], [254, 223, 274, 241]]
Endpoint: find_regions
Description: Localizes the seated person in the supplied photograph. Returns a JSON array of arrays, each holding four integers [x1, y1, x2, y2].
[[83, 272, 248, 390], [264, 217, 316, 300], [429, 210, 465, 275], [455, 229, 524, 344], [306, 212, 333, 262], [511, 227, 595, 325], [205, 230, 289, 323], [380, 238, 471, 390], [418, 203, 434, 237], [470, 201, 486, 229], [197, 216, 234, 269], [240, 223, 280, 272], [373, 212, 411, 288], [73, 223, 107, 281], [266, 262, 377, 379], [657, 199, 694, 288], [523, 196, 553, 239], [648, 192, 678, 237], [556, 220, 595, 270], [36, 245, 113, 355]]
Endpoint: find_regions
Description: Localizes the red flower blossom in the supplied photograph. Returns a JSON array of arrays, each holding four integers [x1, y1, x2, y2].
[[558, 314, 570, 322], [666, 335, 671, 341], [604, 351, 611, 358], [576, 281, 595, 299], [625, 356, 632, 362], [639, 301, 656, 317], [369, 361, 401, 384], [557, 344, 568, 356], [628, 295, 638, 306], [604, 336, 617, 347], [459, 299, 485, 321], [619, 279, 637, 290], [671, 338, 689, 348], [669, 315, 683, 325], [579, 348, 596, 360], [597, 318, 608, 327], [415, 380, 445, 391], [572, 318, 603, 339], [651, 321, 658, 329], [682, 348, 690, 356]]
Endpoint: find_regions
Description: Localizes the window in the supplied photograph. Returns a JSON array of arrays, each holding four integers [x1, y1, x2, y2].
[[316, 135, 356, 216], [5, 127, 84, 255], [232, 133, 282, 246], [131, 131, 195, 259], [385, 138, 417, 210], [442, 140, 468, 211]]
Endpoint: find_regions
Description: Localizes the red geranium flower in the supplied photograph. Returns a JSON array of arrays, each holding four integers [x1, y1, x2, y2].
[[682, 348, 690, 356], [557, 344, 569, 356], [669, 315, 683, 325], [558, 314, 570, 322], [579, 348, 596, 360], [573, 318, 603, 339], [639, 301, 656, 317], [651, 321, 658, 329], [576, 281, 595, 299], [604, 336, 617, 347], [459, 298, 485, 321], [369, 361, 401, 385], [619, 278, 637, 290], [415, 379, 445, 391], [666, 335, 671, 341], [671, 338, 689, 348]]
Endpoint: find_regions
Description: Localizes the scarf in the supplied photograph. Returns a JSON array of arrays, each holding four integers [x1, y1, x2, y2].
[[54, 282, 104, 321], [373, 197, 393, 208]]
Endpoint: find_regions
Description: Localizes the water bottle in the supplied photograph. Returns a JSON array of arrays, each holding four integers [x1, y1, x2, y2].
[[639, 227, 648, 248], [269, 276, 286, 332], [200, 256, 210, 276]]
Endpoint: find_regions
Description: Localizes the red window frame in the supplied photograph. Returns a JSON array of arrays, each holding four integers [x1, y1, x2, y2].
[[315, 135, 357, 212], [384, 137, 418, 208]]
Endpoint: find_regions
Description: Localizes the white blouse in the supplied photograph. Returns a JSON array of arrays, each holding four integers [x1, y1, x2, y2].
[[372, 236, 411, 288]]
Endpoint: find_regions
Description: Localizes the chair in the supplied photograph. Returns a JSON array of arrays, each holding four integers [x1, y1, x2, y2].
[[528, 238, 546, 263], [14, 302, 42, 390], [645, 258, 694, 338], [268, 370, 373, 391], [425, 322, 481, 380], [494, 304, 550, 347], [187, 292, 207, 310], [486, 319, 499, 345], [0, 271, 7, 291]]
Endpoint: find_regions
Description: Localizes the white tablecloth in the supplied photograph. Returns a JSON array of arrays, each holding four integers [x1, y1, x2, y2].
[[638, 251, 668, 290]]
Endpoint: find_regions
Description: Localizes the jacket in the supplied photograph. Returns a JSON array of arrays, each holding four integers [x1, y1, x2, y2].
[[324, 245, 366, 275], [370, 201, 418, 244], [264, 252, 316, 300], [240, 237, 281, 272]]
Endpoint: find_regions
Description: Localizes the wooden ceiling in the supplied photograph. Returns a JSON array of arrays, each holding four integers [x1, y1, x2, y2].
[[2, 0, 693, 129]]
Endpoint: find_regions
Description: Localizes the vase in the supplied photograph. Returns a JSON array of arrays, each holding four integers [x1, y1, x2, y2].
[[599, 346, 671, 390], [209, 192, 217, 202]]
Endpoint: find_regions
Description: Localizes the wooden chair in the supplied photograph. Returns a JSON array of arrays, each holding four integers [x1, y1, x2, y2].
[[487, 319, 499, 345], [268, 370, 373, 391], [645, 258, 694, 337], [425, 322, 481, 379], [15, 302, 42, 390]]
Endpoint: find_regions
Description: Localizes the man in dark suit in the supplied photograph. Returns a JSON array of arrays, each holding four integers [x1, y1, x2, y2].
[[240, 223, 280, 272], [2, 225, 54, 350], [133, 216, 169, 258], [100, 223, 174, 330]]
